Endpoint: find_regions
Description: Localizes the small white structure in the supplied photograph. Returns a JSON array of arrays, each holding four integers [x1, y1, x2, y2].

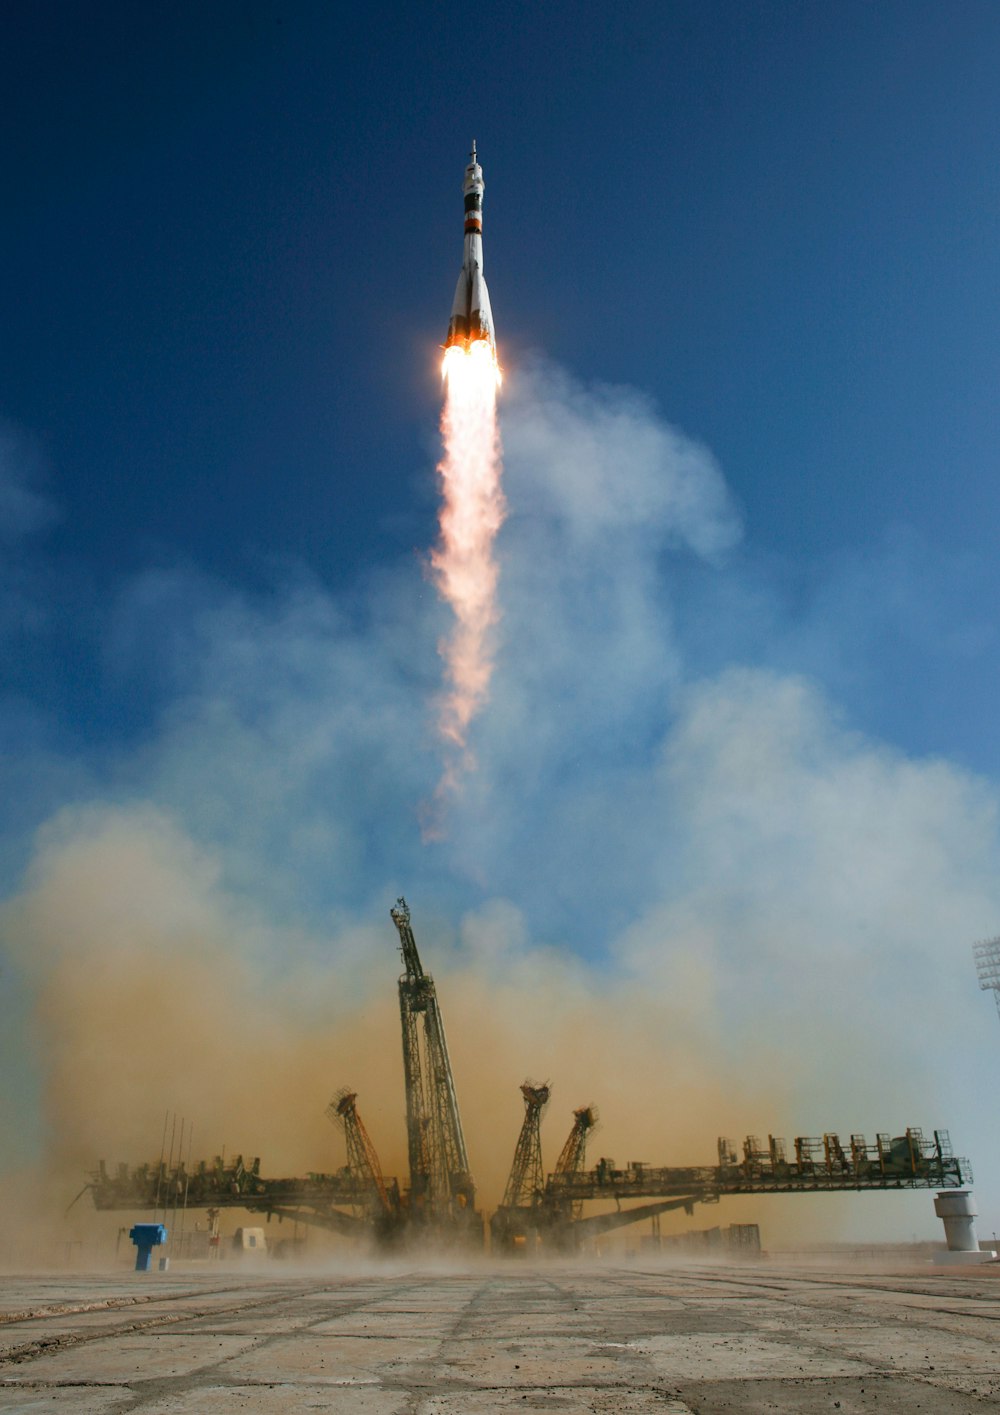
[[232, 1227, 268, 1258], [933, 1191, 996, 1265]]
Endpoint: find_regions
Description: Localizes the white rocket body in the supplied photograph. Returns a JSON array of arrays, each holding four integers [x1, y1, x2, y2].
[[445, 142, 496, 353]]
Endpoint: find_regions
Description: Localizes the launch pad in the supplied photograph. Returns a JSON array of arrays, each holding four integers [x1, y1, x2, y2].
[[84, 900, 971, 1253], [2, 1260, 999, 1410]]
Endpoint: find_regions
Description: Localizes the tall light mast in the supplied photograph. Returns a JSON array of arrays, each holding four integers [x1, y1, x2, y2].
[[974, 935, 1000, 1021]]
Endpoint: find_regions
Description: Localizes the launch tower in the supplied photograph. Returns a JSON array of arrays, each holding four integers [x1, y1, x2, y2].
[[391, 897, 480, 1240]]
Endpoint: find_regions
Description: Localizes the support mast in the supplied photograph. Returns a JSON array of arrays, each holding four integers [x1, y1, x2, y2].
[[391, 898, 476, 1228]]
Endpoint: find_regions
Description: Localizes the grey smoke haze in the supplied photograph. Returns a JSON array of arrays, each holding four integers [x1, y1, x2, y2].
[[2, 361, 999, 1244]]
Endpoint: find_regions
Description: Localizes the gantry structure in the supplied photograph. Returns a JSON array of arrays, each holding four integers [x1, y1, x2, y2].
[[391, 897, 479, 1239], [84, 901, 974, 1252]]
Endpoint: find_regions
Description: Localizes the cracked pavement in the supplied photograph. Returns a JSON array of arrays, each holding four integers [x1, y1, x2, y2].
[[0, 1259, 998, 1411]]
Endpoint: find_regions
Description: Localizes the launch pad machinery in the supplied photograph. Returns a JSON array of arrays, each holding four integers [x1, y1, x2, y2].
[[86, 899, 973, 1253]]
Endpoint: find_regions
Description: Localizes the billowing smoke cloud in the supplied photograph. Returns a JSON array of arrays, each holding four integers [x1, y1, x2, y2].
[[2, 361, 1000, 1250]]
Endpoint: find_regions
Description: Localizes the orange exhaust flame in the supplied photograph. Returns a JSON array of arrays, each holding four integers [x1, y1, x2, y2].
[[429, 339, 504, 810]]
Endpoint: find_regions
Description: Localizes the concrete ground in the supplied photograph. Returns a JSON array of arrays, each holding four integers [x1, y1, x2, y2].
[[0, 1259, 998, 1412]]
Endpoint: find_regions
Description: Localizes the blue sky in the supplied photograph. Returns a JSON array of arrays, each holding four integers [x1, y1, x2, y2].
[[3, 1, 1000, 1237], [3, 1, 998, 764]]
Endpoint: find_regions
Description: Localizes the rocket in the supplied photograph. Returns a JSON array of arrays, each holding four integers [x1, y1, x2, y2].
[[445, 142, 497, 354]]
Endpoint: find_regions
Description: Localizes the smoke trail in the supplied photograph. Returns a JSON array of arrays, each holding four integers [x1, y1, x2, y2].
[[430, 342, 504, 801]]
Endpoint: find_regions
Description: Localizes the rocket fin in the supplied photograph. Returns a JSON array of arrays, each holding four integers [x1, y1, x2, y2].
[[471, 272, 495, 345]]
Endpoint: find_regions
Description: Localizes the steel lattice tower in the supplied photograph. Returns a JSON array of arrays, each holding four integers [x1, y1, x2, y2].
[[553, 1105, 598, 1221], [391, 898, 476, 1224], [554, 1105, 598, 1178], [501, 1081, 551, 1209], [327, 1089, 392, 1218]]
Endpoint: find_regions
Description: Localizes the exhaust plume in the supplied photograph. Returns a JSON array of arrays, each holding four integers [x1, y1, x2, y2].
[[430, 341, 505, 806]]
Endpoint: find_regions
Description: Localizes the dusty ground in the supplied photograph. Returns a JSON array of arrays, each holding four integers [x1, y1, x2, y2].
[[0, 1258, 998, 1412]]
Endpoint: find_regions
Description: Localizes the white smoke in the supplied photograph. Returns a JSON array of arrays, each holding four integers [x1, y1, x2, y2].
[[2, 360, 999, 1245]]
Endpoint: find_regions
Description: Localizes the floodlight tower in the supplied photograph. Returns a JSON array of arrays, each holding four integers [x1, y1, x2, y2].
[[973, 936, 1000, 1021]]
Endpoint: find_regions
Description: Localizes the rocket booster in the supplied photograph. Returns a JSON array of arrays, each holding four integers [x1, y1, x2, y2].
[[445, 142, 497, 354]]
